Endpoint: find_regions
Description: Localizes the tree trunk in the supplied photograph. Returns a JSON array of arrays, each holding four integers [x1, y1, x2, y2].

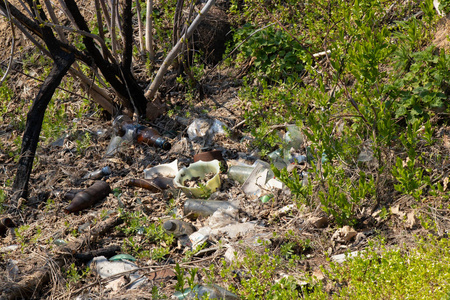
[[12, 50, 75, 201]]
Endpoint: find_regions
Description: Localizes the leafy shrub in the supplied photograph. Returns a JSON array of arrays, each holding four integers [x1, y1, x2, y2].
[[233, 24, 306, 82]]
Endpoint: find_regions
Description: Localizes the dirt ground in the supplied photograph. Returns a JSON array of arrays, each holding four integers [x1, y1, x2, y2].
[[1, 3, 450, 300]]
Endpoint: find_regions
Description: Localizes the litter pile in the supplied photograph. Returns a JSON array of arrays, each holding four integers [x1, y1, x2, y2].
[[0, 115, 369, 299]]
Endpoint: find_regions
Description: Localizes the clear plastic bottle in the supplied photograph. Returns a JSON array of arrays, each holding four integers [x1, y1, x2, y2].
[[184, 199, 238, 219], [163, 219, 196, 237], [173, 284, 239, 299]]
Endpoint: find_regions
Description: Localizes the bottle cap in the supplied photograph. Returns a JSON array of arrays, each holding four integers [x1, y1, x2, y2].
[[163, 220, 176, 232], [155, 138, 172, 150]]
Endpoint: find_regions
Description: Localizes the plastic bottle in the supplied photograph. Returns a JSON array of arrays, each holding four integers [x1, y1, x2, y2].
[[184, 199, 238, 219], [227, 165, 254, 184], [113, 115, 171, 150], [173, 284, 239, 299], [65, 181, 111, 213], [163, 219, 196, 237]]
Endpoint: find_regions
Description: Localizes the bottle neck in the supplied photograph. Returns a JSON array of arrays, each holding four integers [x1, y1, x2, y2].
[[136, 126, 172, 150]]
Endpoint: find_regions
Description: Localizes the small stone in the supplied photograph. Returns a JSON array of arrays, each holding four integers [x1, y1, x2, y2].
[[406, 210, 418, 228], [332, 226, 358, 243], [391, 205, 405, 218], [331, 251, 360, 263], [308, 216, 329, 228]]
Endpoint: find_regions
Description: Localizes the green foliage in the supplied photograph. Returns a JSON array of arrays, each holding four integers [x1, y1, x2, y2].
[[318, 165, 375, 226], [233, 24, 306, 82], [0, 80, 13, 123], [75, 132, 91, 155], [230, 0, 450, 227], [311, 236, 450, 299], [119, 210, 173, 261], [0, 189, 6, 214], [219, 248, 304, 299], [65, 263, 90, 288]]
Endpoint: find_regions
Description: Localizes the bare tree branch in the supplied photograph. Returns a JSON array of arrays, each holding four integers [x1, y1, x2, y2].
[[144, 0, 216, 100], [145, 0, 154, 59]]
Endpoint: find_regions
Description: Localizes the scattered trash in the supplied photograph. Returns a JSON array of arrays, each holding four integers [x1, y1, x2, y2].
[[6, 259, 19, 281], [163, 220, 197, 237], [142, 159, 178, 191], [275, 204, 296, 217], [184, 199, 238, 220], [174, 160, 221, 198], [173, 284, 239, 300], [106, 136, 125, 156], [285, 124, 304, 150], [107, 115, 171, 155], [211, 221, 257, 239], [49, 133, 68, 147], [53, 239, 68, 246], [193, 150, 224, 163], [109, 254, 137, 262], [0, 245, 19, 253], [0, 218, 15, 237], [144, 159, 178, 179], [228, 165, 255, 184], [90, 256, 147, 291], [187, 118, 227, 140], [241, 164, 269, 197], [357, 140, 374, 162], [307, 216, 329, 229], [224, 245, 241, 263], [331, 226, 358, 243], [260, 194, 274, 203], [331, 251, 360, 263], [82, 166, 111, 180], [240, 160, 283, 197], [127, 178, 163, 192], [268, 149, 289, 170], [65, 181, 111, 213], [194, 150, 227, 172], [189, 228, 210, 249]]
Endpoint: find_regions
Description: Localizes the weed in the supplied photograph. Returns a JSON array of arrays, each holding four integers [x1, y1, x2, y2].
[[119, 211, 173, 261], [65, 263, 90, 289], [15, 225, 30, 252], [312, 236, 450, 299], [0, 190, 6, 214]]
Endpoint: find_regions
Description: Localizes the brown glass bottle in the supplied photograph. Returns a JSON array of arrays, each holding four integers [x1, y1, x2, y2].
[[135, 125, 171, 150], [112, 115, 171, 150]]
